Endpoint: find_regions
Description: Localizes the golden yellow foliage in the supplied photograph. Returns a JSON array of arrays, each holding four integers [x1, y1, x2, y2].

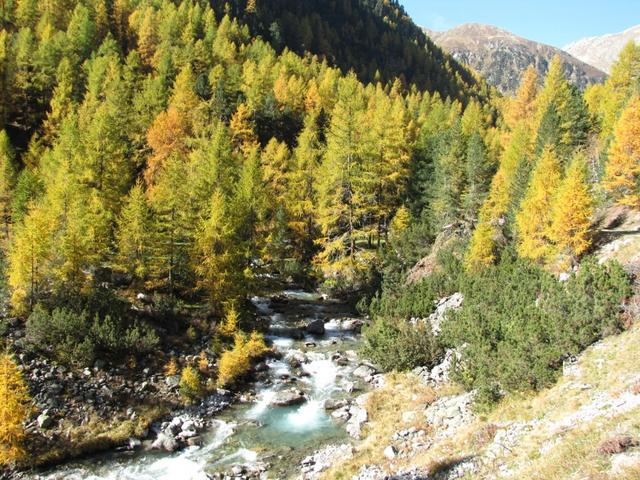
[[465, 222, 498, 272], [217, 332, 269, 388], [505, 65, 538, 130], [198, 351, 209, 373], [0, 353, 31, 465], [229, 103, 258, 155], [164, 357, 178, 376], [244, 331, 270, 358], [218, 306, 239, 338], [548, 153, 594, 264], [603, 97, 640, 207], [179, 365, 202, 402], [516, 145, 562, 262], [389, 205, 410, 238], [145, 107, 190, 186]]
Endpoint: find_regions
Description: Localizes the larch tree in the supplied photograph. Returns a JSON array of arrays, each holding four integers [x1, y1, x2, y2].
[[115, 182, 154, 282], [315, 74, 370, 280], [505, 65, 538, 131], [8, 204, 53, 313], [465, 125, 531, 270], [0, 353, 31, 465], [515, 145, 562, 262], [548, 152, 594, 267], [148, 153, 191, 293], [603, 97, 640, 207], [194, 189, 244, 312], [0, 130, 16, 243], [287, 113, 322, 263]]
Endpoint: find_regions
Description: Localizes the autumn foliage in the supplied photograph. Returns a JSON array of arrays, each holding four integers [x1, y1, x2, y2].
[[0, 354, 31, 464]]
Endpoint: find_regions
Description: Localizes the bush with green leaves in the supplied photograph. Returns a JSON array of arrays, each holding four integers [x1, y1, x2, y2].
[[440, 256, 631, 406], [26, 304, 159, 366], [363, 316, 442, 372]]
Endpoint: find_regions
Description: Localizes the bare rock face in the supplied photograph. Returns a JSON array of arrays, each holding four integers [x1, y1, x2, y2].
[[424, 23, 606, 93], [564, 24, 640, 73]]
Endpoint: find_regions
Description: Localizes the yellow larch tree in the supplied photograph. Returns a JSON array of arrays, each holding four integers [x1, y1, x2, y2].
[[603, 97, 640, 207], [548, 152, 594, 266], [504, 65, 539, 131], [516, 145, 562, 262], [0, 353, 31, 465]]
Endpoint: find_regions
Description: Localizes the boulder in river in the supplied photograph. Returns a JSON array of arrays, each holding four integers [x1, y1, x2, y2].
[[269, 389, 306, 407], [151, 432, 179, 452], [305, 319, 325, 335]]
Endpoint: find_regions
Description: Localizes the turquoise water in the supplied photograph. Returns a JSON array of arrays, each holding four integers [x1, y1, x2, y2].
[[29, 291, 365, 480]]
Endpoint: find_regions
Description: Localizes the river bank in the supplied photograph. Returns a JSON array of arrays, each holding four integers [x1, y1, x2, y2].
[[8, 289, 378, 480]]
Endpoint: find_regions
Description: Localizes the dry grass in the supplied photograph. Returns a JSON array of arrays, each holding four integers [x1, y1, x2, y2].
[[320, 373, 436, 479], [24, 404, 168, 468], [323, 324, 640, 480]]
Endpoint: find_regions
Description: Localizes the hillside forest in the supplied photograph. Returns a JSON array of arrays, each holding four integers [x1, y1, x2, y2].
[[0, 0, 639, 468]]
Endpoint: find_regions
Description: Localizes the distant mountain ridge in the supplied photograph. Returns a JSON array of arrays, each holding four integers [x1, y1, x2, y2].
[[423, 23, 607, 93], [564, 24, 640, 73]]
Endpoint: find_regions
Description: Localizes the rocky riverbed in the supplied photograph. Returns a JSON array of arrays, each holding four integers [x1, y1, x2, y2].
[[15, 289, 377, 480]]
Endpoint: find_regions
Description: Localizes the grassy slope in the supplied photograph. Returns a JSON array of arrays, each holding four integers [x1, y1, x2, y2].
[[322, 322, 640, 479]]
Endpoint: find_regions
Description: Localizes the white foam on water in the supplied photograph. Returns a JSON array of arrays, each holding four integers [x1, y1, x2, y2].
[[282, 290, 323, 301], [303, 358, 339, 394], [285, 399, 326, 431], [212, 448, 258, 466], [35, 420, 235, 480], [246, 389, 277, 419]]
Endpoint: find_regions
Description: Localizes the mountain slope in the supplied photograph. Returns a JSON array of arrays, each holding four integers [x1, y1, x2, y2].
[[424, 23, 606, 93], [564, 24, 640, 73], [213, 0, 490, 101]]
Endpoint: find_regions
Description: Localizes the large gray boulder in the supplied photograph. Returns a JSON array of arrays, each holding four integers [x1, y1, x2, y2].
[[269, 389, 306, 407], [151, 432, 179, 452]]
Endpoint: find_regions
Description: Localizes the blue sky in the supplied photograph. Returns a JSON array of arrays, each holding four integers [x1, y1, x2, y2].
[[400, 0, 639, 47]]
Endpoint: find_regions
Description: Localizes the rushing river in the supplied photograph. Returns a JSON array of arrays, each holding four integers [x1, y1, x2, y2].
[[30, 290, 368, 479]]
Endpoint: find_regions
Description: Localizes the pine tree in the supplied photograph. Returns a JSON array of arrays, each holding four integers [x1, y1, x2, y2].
[[516, 145, 562, 262], [115, 182, 153, 282], [0, 353, 31, 464], [603, 97, 640, 207], [462, 132, 489, 227], [548, 152, 594, 266], [430, 121, 466, 230]]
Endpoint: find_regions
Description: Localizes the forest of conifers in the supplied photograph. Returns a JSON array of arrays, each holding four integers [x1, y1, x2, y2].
[[0, 0, 639, 464]]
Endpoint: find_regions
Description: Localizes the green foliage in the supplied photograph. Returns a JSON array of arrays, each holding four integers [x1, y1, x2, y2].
[[363, 317, 441, 372], [26, 303, 159, 366], [440, 256, 631, 406]]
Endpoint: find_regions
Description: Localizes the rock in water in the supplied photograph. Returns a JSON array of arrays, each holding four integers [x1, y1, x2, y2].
[[306, 319, 325, 335], [270, 389, 306, 407], [151, 432, 179, 452]]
